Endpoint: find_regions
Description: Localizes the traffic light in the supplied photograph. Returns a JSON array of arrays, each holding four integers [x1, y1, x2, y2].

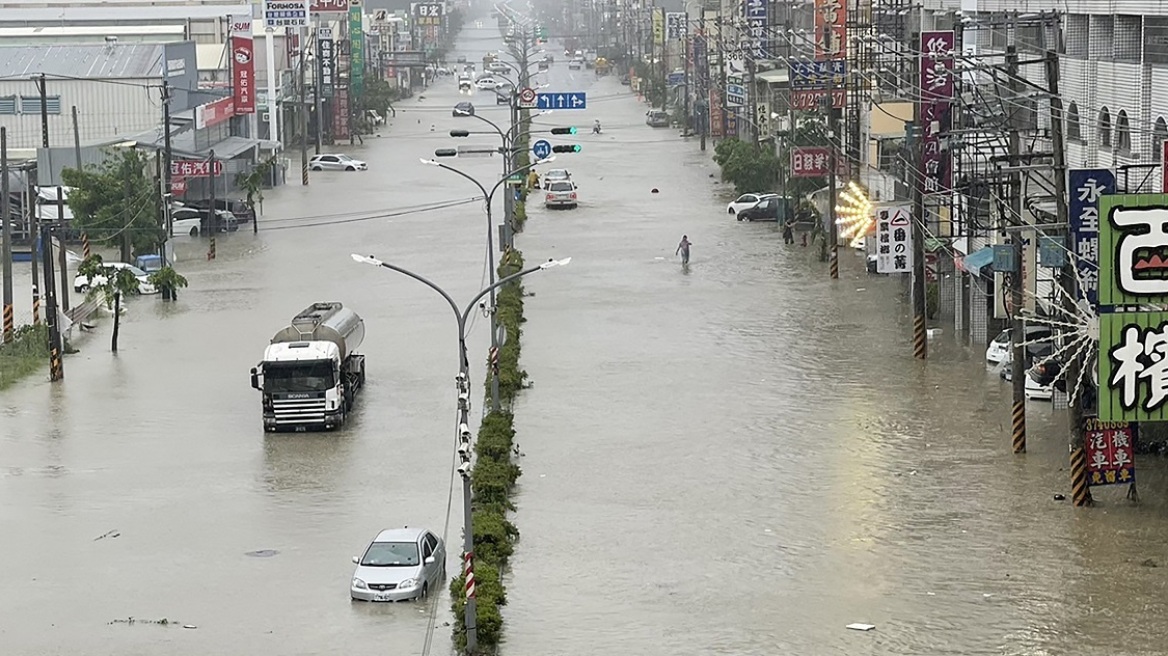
[[450, 130, 470, 137], [551, 144, 582, 153], [550, 127, 577, 135], [434, 148, 458, 157]]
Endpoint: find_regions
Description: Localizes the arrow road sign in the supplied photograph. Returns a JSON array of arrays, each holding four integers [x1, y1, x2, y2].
[[535, 92, 587, 110], [518, 87, 537, 108], [532, 139, 552, 160]]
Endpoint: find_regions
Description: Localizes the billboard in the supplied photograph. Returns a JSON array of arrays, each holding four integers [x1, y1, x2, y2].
[[745, 0, 767, 59], [1098, 194, 1168, 306], [874, 206, 913, 274], [789, 60, 846, 110], [919, 31, 954, 194], [264, 0, 310, 28], [350, 2, 365, 98], [229, 15, 255, 114], [317, 27, 335, 99]]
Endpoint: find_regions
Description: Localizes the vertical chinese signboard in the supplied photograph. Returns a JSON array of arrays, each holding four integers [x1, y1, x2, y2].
[[349, 0, 364, 99], [919, 31, 954, 194], [333, 38, 350, 141], [1084, 418, 1137, 486], [665, 12, 686, 40], [229, 15, 255, 114], [745, 0, 767, 59], [317, 27, 335, 99], [1068, 169, 1114, 306], [813, 0, 845, 60], [652, 7, 664, 44], [1098, 194, 1168, 421], [874, 205, 913, 274], [709, 89, 724, 138]]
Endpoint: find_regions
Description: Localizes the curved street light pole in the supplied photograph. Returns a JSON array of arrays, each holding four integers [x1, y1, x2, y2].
[[351, 253, 570, 655], [421, 157, 552, 412]]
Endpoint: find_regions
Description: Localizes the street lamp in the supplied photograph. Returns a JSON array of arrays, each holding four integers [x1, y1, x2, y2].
[[419, 155, 554, 412], [349, 252, 570, 653]]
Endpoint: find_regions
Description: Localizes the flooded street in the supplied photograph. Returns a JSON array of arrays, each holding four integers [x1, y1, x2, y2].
[[4, 19, 1168, 656]]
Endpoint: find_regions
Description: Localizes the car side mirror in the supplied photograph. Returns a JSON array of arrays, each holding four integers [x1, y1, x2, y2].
[[250, 368, 259, 390], [352, 556, 360, 564], [424, 556, 436, 565]]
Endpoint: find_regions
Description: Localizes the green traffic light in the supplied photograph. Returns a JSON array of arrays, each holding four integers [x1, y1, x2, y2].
[[573, 145, 582, 152]]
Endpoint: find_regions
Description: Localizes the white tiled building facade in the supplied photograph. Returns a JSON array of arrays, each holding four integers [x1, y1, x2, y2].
[[927, 0, 1168, 192]]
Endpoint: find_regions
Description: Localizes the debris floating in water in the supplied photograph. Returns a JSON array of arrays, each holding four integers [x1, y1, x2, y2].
[[245, 549, 280, 558], [846, 623, 876, 631]]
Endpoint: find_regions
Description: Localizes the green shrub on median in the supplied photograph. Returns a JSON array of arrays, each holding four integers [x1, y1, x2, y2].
[[0, 324, 50, 391], [450, 249, 530, 653]]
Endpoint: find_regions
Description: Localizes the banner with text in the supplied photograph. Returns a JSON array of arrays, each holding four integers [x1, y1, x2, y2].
[[311, 0, 348, 12], [652, 7, 664, 43], [789, 59, 846, 110], [875, 205, 913, 274], [317, 27, 335, 99], [791, 146, 846, 178], [264, 0, 310, 28], [230, 15, 255, 114], [349, 2, 365, 98], [666, 12, 686, 41], [918, 31, 954, 194], [745, 0, 767, 59]]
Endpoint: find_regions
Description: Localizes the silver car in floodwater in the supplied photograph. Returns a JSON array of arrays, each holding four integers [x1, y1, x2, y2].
[[350, 527, 445, 602]]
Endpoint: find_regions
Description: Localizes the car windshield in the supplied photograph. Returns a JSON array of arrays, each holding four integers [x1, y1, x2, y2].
[[992, 330, 1010, 344], [126, 266, 147, 276], [263, 361, 335, 393], [549, 182, 573, 191], [547, 170, 569, 178], [361, 541, 420, 566]]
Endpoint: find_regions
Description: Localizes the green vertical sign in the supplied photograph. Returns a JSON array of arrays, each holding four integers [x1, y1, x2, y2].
[[1099, 311, 1168, 422], [1098, 193, 1168, 306], [349, 3, 365, 99]]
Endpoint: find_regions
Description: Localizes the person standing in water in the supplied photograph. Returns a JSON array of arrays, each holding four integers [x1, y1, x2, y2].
[[676, 235, 692, 264]]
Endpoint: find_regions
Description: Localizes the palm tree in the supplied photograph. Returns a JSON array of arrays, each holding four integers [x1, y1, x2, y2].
[[77, 255, 141, 352]]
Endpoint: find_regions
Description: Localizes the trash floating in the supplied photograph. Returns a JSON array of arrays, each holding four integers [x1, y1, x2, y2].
[[846, 623, 876, 631], [245, 549, 280, 558], [183, 625, 197, 630]]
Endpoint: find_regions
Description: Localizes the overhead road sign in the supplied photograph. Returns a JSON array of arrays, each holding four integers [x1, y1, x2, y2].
[[536, 92, 587, 110]]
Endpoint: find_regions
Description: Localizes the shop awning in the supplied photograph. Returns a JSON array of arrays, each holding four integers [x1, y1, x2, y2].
[[960, 247, 995, 276]]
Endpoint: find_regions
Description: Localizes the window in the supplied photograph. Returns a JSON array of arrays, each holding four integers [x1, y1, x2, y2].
[[0, 96, 15, 115], [1099, 107, 1112, 148], [1067, 102, 1082, 141], [1116, 110, 1132, 154], [19, 95, 61, 114], [1154, 117, 1168, 161]]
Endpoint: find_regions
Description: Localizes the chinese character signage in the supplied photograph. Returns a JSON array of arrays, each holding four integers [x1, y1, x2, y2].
[[264, 0, 310, 28], [813, 0, 845, 60], [311, 0, 348, 12], [919, 31, 954, 194], [1068, 169, 1113, 306], [229, 15, 255, 114], [333, 86, 350, 140], [1083, 417, 1137, 486], [652, 7, 664, 43], [413, 3, 444, 26], [726, 75, 745, 107], [666, 12, 686, 40], [745, 0, 767, 58], [791, 147, 843, 178], [1100, 312, 1168, 421], [1098, 194, 1168, 306], [349, 2, 365, 98], [171, 160, 224, 177], [788, 60, 846, 110], [874, 206, 913, 273], [194, 96, 234, 129], [726, 108, 739, 138], [709, 88, 724, 138], [317, 27, 334, 98]]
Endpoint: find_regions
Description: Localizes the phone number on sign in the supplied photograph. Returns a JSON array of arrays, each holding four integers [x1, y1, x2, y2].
[[790, 89, 846, 111]]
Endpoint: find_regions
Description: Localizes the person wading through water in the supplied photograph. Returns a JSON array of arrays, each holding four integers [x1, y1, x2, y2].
[[676, 235, 692, 265]]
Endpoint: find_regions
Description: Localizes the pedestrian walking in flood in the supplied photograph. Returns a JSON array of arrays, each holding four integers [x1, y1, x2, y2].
[[676, 235, 692, 265], [782, 219, 795, 244]]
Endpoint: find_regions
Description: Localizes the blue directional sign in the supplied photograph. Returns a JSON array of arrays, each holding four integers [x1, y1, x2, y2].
[[532, 139, 552, 160], [536, 92, 587, 110]]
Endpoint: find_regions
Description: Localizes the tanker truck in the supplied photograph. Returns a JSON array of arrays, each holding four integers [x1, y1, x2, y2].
[[250, 302, 366, 432]]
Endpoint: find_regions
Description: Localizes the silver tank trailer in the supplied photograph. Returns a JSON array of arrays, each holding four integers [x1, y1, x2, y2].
[[270, 302, 365, 360]]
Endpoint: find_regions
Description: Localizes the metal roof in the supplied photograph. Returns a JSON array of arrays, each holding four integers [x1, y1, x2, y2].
[[0, 4, 252, 25], [0, 43, 166, 79]]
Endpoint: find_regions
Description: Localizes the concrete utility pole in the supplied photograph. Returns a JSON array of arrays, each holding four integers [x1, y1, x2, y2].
[[825, 24, 839, 281], [162, 81, 174, 267], [1043, 49, 1088, 507], [1, 127, 12, 344], [314, 19, 324, 156], [1005, 45, 1026, 454], [71, 106, 82, 170], [207, 149, 217, 261], [55, 187, 69, 314], [37, 74, 49, 149], [299, 26, 310, 187], [40, 222, 63, 381], [28, 167, 40, 325], [910, 110, 927, 360]]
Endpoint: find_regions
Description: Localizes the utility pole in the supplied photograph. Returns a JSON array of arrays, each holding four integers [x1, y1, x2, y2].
[[71, 106, 82, 169], [37, 74, 49, 149], [659, 6, 667, 111], [1042, 49, 1088, 506], [825, 24, 839, 280], [314, 20, 324, 156], [207, 149, 217, 261], [716, 11, 727, 139], [299, 26, 310, 187], [40, 222, 63, 381], [910, 61, 927, 360], [1, 127, 12, 344], [28, 167, 39, 325], [55, 188, 69, 314], [683, 16, 691, 136], [1005, 45, 1026, 453], [162, 81, 174, 267]]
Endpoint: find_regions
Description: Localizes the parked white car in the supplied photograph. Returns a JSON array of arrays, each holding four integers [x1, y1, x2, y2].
[[726, 192, 777, 215], [985, 325, 1054, 366], [73, 262, 157, 295], [475, 77, 501, 90], [309, 154, 368, 171]]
